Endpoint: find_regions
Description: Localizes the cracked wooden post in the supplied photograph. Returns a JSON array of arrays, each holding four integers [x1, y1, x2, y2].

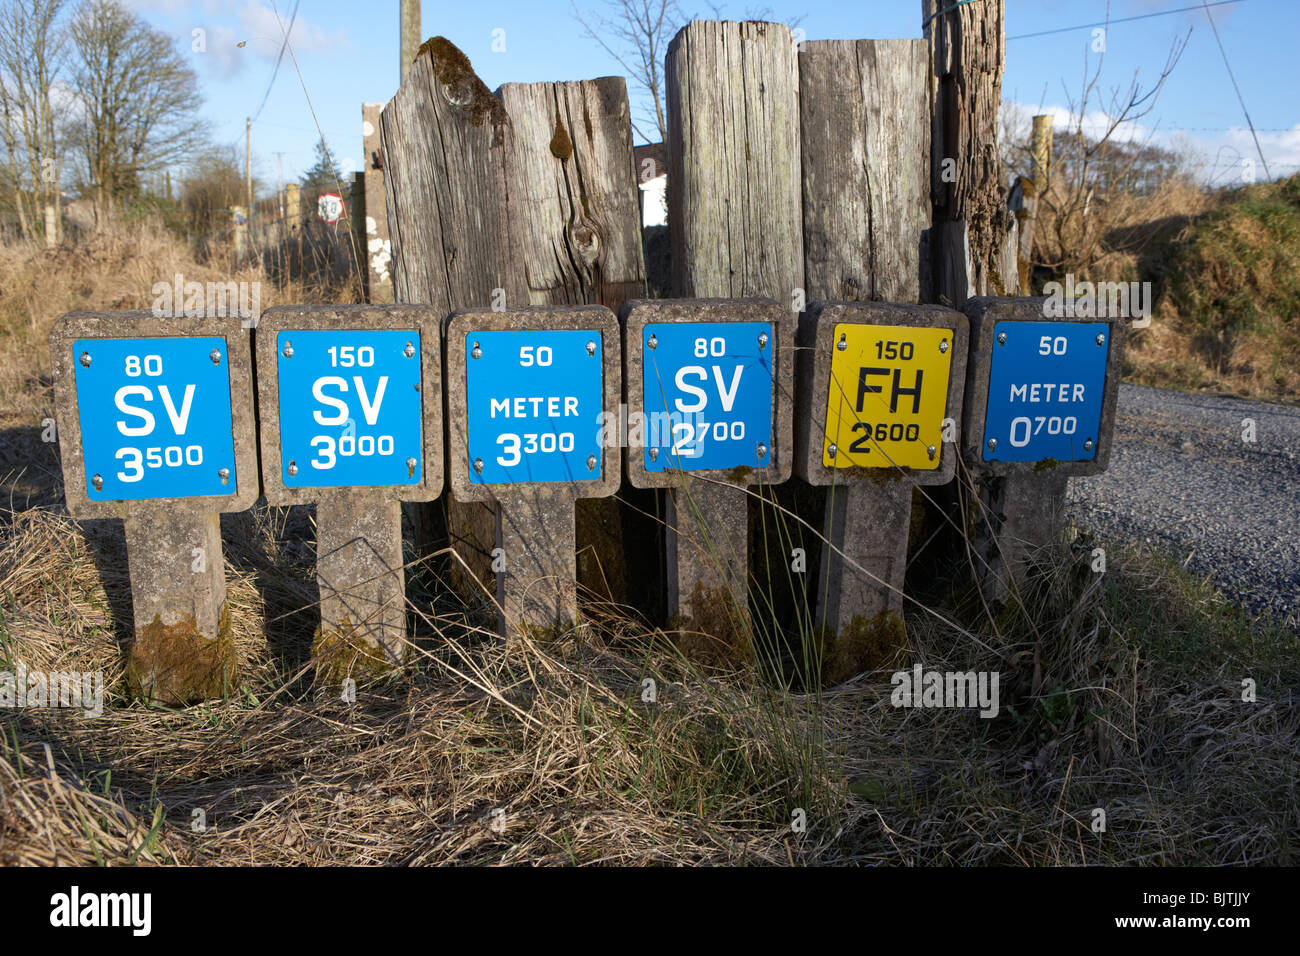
[[622, 298, 794, 657], [255, 305, 443, 684], [446, 305, 621, 638], [665, 20, 803, 652], [795, 303, 966, 683], [381, 38, 648, 609], [960, 296, 1124, 606], [50, 311, 258, 705], [922, 0, 1020, 303], [793, 39, 954, 683]]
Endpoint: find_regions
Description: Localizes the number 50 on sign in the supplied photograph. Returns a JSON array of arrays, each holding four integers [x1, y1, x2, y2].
[[823, 325, 953, 470]]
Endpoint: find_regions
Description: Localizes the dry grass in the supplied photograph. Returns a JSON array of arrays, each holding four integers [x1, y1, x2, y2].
[[0, 224, 1296, 866], [1, 493, 1296, 866]]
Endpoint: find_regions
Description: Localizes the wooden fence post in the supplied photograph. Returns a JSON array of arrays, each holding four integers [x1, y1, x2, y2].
[[381, 37, 649, 611], [922, 0, 1019, 303], [664, 20, 803, 650]]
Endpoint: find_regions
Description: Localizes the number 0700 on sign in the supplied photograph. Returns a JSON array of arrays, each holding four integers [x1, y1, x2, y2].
[[822, 324, 953, 470]]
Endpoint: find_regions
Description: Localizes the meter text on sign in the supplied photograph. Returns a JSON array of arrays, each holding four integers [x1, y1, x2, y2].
[[642, 321, 773, 471], [982, 321, 1108, 463], [823, 324, 953, 470], [72, 336, 237, 500], [275, 330, 423, 487], [466, 329, 603, 484]]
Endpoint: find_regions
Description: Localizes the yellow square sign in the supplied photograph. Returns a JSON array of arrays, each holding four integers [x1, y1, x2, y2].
[[823, 323, 953, 470]]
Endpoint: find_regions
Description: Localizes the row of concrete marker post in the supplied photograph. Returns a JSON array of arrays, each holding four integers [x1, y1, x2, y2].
[[50, 292, 1123, 704], [49, 15, 1129, 705]]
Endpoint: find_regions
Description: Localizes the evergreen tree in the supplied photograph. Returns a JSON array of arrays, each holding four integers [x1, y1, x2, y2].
[[300, 139, 341, 200]]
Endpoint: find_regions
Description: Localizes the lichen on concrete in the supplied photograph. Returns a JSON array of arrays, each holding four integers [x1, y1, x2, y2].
[[126, 603, 237, 706], [821, 609, 907, 686], [311, 616, 403, 689]]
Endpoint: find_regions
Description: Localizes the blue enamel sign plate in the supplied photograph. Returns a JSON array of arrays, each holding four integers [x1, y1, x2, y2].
[[72, 336, 237, 501], [982, 321, 1109, 463], [642, 321, 773, 471], [276, 330, 423, 488], [465, 329, 603, 484]]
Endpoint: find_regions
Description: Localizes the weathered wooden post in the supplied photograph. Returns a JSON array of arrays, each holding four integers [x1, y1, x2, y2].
[[790, 38, 961, 682], [622, 298, 794, 651], [255, 305, 443, 681], [960, 296, 1124, 604], [445, 306, 621, 636], [664, 20, 803, 643], [922, 0, 1019, 302], [380, 37, 647, 608], [361, 103, 394, 305], [50, 311, 259, 704]]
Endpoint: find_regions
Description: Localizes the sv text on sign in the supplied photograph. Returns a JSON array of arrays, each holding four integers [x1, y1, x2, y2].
[[642, 321, 773, 471], [275, 330, 423, 487], [72, 336, 237, 500]]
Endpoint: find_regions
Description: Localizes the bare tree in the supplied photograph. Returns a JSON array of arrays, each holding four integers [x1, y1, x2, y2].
[[572, 1, 803, 144], [68, 0, 206, 224], [572, 0, 685, 143], [1004, 18, 1191, 278], [0, 0, 69, 240]]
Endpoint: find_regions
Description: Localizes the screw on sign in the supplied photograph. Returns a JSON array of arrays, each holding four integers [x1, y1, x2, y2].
[[621, 299, 794, 645], [640, 319, 773, 472], [49, 311, 259, 706], [465, 329, 604, 484], [256, 306, 443, 684], [447, 306, 621, 638], [794, 302, 968, 684], [961, 296, 1125, 605]]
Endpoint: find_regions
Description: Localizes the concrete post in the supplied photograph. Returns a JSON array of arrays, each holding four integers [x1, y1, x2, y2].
[[255, 305, 444, 685], [446, 305, 621, 639], [960, 296, 1126, 606], [49, 311, 259, 705], [794, 301, 968, 682], [621, 298, 794, 648]]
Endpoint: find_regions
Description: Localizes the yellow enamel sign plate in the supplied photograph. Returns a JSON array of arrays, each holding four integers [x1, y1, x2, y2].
[[823, 323, 953, 469]]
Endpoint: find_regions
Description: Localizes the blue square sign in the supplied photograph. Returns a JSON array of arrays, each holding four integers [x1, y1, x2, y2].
[[983, 321, 1109, 463], [465, 329, 603, 484], [642, 321, 773, 471], [276, 330, 423, 488], [72, 336, 237, 501]]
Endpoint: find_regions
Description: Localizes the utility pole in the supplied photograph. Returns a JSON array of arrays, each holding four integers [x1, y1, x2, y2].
[[400, 0, 421, 82], [274, 151, 286, 224], [246, 117, 253, 224]]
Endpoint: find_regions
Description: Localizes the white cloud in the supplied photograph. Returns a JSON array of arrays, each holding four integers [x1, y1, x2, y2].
[[1003, 100, 1299, 185], [187, 1, 350, 80], [236, 0, 350, 60]]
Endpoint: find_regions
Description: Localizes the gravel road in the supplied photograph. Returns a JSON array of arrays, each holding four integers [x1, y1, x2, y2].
[[1067, 383, 1300, 628]]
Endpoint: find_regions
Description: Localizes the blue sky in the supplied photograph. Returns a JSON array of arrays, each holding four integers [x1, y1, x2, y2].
[[126, 0, 1299, 193]]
